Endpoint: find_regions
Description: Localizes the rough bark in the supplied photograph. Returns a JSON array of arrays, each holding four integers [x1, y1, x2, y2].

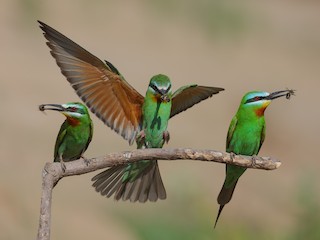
[[36, 148, 281, 240]]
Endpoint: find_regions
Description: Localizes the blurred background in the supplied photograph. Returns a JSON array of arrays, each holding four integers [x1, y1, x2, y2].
[[1, 0, 319, 239]]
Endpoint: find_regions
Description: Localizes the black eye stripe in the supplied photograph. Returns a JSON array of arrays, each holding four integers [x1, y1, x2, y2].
[[167, 84, 171, 92], [245, 96, 266, 104], [150, 84, 159, 93], [66, 106, 85, 114], [68, 107, 77, 112]]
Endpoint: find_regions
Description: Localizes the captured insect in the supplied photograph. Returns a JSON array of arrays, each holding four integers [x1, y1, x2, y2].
[[286, 89, 296, 99]]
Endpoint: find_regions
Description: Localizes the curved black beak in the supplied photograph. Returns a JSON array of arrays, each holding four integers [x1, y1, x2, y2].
[[39, 104, 65, 112], [267, 89, 295, 100]]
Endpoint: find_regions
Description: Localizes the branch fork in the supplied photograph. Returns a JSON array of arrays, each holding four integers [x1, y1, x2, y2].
[[36, 148, 281, 240]]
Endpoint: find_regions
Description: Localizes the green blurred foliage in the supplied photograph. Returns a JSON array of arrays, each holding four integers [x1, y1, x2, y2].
[[110, 202, 256, 239], [2, 0, 320, 239], [16, 0, 250, 39], [17, 0, 41, 19], [144, 0, 250, 38], [288, 172, 320, 240], [107, 171, 320, 240]]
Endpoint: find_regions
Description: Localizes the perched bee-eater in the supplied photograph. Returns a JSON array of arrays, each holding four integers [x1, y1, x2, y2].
[[39, 102, 93, 171], [38, 21, 224, 202], [214, 89, 294, 227]]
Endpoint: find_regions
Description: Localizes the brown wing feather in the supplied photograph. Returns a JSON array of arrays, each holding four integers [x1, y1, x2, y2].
[[38, 21, 144, 144], [170, 85, 224, 118]]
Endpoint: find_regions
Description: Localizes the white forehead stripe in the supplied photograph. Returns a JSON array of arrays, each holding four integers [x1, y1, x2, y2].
[[246, 92, 269, 99], [62, 103, 79, 108], [158, 86, 170, 91]]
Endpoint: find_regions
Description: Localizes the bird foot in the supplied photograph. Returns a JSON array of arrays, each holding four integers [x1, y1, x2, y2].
[[123, 151, 132, 160], [163, 130, 170, 144], [136, 130, 146, 145], [229, 152, 236, 163], [81, 156, 90, 166], [58, 154, 66, 172], [60, 160, 66, 172], [251, 155, 258, 168]]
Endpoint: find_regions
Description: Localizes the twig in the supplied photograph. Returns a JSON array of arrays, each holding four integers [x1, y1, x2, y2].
[[36, 148, 281, 240]]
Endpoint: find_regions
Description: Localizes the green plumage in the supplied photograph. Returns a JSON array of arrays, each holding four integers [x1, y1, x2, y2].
[[214, 90, 293, 227], [142, 75, 172, 148], [91, 74, 223, 202], [93, 75, 172, 202], [121, 75, 172, 184], [38, 20, 224, 202], [40, 102, 93, 166], [54, 116, 93, 163], [223, 101, 266, 188]]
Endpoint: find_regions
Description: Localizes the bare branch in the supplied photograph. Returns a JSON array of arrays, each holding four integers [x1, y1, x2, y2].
[[37, 164, 56, 240], [36, 148, 281, 240]]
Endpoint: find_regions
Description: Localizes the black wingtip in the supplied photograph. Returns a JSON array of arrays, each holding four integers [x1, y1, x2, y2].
[[38, 20, 48, 33], [38, 20, 58, 35], [104, 60, 121, 75], [214, 205, 225, 229], [213, 87, 225, 93], [37, 20, 45, 28]]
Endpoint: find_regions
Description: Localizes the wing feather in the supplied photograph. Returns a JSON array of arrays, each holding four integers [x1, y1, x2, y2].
[[39, 21, 144, 144], [53, 121, 68, 162], [226, 115, 238, 152], [257, 123, 266, 153], [170, 85, 224, 118]]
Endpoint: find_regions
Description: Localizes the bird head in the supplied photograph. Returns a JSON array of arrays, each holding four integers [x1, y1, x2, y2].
[[240, 89, 295, 117], [148, 74, 172, 103], [39, 102, 90, 125]]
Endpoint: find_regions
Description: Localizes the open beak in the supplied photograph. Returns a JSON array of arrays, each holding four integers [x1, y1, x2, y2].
[[39, 104, 65, 112], [267, 89, 295, 100]]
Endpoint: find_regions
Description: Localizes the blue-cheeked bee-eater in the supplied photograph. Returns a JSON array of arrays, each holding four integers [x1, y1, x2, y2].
[[39, 102, 93, 171], [214, 89, 294, 227], [38, 21, 224, 202]]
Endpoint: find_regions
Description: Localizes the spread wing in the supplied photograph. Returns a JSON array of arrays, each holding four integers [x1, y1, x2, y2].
[[38, 21, 144, 144], [170, 85, 224, 118]]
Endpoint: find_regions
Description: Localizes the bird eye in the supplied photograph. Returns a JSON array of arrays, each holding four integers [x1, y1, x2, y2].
[[254, 96, 260, 101], [69, 107, 77, 112]]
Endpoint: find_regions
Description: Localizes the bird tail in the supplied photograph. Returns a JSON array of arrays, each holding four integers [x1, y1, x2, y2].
[[214, 204, 225, 228], [214, 180, 239, 228], [217, 179, 239, 205], [91, 160, 166, 202]]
